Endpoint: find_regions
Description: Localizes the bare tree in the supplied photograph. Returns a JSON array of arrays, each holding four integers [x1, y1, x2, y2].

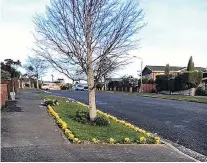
[[24, 56, 48, 89], [33, 0, 145, 121]]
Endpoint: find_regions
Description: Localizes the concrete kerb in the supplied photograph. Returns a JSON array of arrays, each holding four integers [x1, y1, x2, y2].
[[44, 94, 201, 162]]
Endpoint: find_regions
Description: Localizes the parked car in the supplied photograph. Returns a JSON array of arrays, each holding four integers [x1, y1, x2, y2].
[[72, 84, 88, 91]]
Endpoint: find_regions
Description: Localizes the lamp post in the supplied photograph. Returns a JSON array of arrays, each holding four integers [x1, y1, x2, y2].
[[133, 56, 143, 92]]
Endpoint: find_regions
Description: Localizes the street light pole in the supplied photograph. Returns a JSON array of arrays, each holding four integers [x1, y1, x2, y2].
[[133, 56, 143, 92]]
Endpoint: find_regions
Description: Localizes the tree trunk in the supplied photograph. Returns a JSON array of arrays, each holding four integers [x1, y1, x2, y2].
[[88, 74, 97, 121], [86, 3, 97, 121], [36, 76, 39, 89]]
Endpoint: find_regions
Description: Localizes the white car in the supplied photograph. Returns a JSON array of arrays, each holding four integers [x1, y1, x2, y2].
[[72, 84, 88, 91]]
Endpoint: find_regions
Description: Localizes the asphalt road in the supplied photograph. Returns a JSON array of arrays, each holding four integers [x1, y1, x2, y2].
[[47, 90, 207, 156]]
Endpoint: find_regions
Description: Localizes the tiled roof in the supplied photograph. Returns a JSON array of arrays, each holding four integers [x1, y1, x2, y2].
[[146, 65, 186, 72], [146, 65, 206, 72]]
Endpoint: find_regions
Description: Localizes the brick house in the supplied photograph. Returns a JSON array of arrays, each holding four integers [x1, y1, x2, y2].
[[142, 65, 206, 81]]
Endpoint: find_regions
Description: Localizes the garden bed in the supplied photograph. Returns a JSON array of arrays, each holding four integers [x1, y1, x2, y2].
[[39, 95, 160, 144]]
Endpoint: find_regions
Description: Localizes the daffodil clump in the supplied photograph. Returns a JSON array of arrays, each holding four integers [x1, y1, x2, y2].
[[109, 138, 115, 144], [47, 105, 80, 144], [154, 137, 160, 144], [91, 138, 98, 143], [124, 138, 130, 143], [139, 136, 146, 144]]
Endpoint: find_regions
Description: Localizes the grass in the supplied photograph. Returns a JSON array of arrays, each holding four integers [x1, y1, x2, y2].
[[96, 90, 207, 104], [39, 94, 156, 144], [155, 95, 207, 104]]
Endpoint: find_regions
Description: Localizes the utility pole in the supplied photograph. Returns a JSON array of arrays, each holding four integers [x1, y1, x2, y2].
[[51, 74, 54, 82], [133, 56, 143, 92]]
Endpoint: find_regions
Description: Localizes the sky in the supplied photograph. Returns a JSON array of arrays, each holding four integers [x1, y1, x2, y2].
[[0, 0, 207, 82]]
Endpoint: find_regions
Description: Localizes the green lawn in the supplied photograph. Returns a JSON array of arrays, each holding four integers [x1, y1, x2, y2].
[[156, 95, 207, 103], [39, 95, 156, 144], [96, 91, 207, 104]]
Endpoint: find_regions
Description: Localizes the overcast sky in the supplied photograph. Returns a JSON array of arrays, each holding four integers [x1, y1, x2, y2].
[[1, 0, 207, 82]]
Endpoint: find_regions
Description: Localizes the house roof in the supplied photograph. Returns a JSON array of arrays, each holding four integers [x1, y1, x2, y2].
[[106, 78, 122, 81], [146, 65, 206, 72], [146, 65, 186, 72]]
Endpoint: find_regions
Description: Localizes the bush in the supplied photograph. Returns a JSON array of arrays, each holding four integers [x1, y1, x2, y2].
[[195, 87, 206, 96], [96, 83, 104, 90], [156, 71, 203, 92], [94, 116, 110, 126], [44, 99, 58, 106], [74, 110, 90, 124], [1, 70, 11, 82]]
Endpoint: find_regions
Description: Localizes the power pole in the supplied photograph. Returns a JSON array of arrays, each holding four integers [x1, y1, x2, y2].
[[51, 74, 54, 82]]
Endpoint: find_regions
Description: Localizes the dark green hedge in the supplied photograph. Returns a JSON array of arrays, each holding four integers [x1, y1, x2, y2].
[[156, 71, 203, 92]]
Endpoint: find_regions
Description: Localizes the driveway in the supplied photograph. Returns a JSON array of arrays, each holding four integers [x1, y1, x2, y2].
[[47, 90, 207, 156]]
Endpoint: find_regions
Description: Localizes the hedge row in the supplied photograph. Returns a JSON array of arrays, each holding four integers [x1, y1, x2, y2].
[[156, 71, 203, 92]]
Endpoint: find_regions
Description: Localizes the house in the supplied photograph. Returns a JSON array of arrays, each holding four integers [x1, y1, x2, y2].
[[41, 81, 61, 90], [18, 76, 36, 88], [142, 65, 206, 81]]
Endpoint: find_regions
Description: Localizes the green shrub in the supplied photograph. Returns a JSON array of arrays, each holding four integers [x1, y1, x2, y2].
[[44, 99, 58, 106], [94, 116, 110, 126], [1, 70, 11, 82], [195, 87, 206, 96], [74, 110, 90, 124], [96, 83, 104, 90], [156, 71, 203, 92]]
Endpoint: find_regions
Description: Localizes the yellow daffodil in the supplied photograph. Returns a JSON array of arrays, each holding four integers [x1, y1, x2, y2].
[[91, 138, 97, 143], [109, 138, 115, 144], [139, 136, 146, 144], [154, 137, 160, 144], [124, 138, 130, 143], [68, 133, 75, 140], [73, 138, 79, 143], [146, 133, 151, 137]]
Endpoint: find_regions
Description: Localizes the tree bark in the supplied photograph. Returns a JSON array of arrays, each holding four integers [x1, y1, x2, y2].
[[86, 1, 97, 121], [36, 75, 39, 89]]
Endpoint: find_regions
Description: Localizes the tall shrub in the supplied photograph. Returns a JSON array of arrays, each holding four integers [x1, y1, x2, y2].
[[165, 64, 170, 76], [187, 56, 195, 72]]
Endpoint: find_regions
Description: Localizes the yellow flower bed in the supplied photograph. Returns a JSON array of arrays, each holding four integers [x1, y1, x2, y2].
[[47, 105, 80, 144], [47, 101, 160, 144], [96, 109, 160, 144]]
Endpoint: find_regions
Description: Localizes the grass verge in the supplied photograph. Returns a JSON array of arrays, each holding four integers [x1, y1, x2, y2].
[[96, 91, 207, 104], [138, 94, 207, 104], [39, 94, 160, 144]]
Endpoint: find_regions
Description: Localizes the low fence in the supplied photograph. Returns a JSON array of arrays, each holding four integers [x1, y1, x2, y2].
[[140, 84, 156, 93], [107, 84, 156, 93], [1, 84, 8, 107]]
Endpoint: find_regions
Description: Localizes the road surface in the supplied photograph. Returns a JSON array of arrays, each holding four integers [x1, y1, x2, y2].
[[46, 90, 207, 156]]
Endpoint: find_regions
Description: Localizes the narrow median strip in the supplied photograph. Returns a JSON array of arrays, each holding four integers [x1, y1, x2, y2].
[[40, 95, 160, 145]]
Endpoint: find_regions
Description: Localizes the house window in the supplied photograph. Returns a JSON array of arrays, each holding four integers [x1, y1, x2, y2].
[[149, 73, 153, 79], [205, 81, 207, 90]]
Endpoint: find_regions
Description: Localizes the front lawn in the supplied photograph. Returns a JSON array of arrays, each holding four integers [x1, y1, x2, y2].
[[156, 95, 207, 104], [39, 95, 158, 144], [97, 91, 207, 104]]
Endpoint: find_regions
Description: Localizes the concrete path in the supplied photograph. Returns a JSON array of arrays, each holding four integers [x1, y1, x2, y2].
[[1, 91, 195, 162]]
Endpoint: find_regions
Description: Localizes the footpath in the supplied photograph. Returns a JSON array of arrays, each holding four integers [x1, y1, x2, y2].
[[1, 91, 195, 161]]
